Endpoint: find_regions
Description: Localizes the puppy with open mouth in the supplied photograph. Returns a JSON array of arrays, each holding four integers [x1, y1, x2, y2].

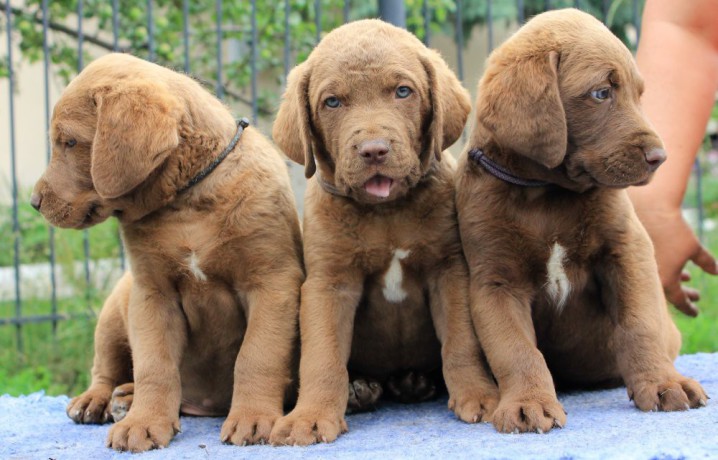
[[269, 19, 499, 445]]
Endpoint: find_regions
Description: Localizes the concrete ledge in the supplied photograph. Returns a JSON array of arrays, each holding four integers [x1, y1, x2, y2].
[[2, 353, 716, 459]]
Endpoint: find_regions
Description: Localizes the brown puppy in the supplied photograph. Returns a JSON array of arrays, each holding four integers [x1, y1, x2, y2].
[[456, 9, 708, 434], [31, 53, 304, 451], [268, 19, 499, 446]]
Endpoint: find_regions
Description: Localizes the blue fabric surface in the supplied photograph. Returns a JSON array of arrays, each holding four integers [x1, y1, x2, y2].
[[2, 353, 716, 459]]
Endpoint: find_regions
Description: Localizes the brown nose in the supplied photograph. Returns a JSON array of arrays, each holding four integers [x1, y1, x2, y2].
[[645, 148, 666, 172], [358, 139, 389, 165], [30, 193, 42, 211]]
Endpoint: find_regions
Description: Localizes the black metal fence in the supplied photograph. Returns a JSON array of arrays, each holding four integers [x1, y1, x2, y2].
[[2, 0, 652, 352]]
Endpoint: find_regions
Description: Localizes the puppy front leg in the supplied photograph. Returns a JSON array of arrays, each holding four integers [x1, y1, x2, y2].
[[429, 254, 499, 423], [269, 269, 363, 446], [599, 222, 708, 411], [470, 281, 566, 433], [221, 268, 303, 446], [106, 285, 186, 452]]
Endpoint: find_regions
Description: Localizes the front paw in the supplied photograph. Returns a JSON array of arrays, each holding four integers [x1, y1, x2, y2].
[[448, 383, 499, 423], [66, 386, 113, 424], [269, 408, 348, 446], [492, 394, 566, 434], [220, 407, 281, 446], [106, 413, 180, 452], [628, 375, 708, 412]]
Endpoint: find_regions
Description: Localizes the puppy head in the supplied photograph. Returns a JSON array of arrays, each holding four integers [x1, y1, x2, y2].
[[32, 54, 182, 229], [474, 9, 664, 189], [273, 19, 470, 204]]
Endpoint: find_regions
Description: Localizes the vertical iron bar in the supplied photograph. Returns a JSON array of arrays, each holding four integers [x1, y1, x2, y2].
[[216, 0, 223, 99], [422, 0, 430, 46], [455, 0, 464, 82], [183, 0, 190, 73], [111, 0, 125, 272], [343, 0, 350, 23], [379, 0, 406, 27], [545, 0, 551, 11], [601, 0, 609, 23], [315, 0, 321, 44], [147, 0, 155, 61], [111, 0, 119, 51], [78, 0, 92, 314], [487, 0, 494, 53], [284, 0, 291, 84], [77, 0, 83, 69], [42, 0, 59, 338], [517, 0, 525, 24], [251, 0, 258, 124], [6, 0, 23, 353], [632, 0, 641, 45], [574, 0, 580, 9]]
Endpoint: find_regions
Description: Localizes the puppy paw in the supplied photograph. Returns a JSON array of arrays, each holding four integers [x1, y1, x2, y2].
[[269, 409, 348, 446], [492, 394, 566, 434], [110, 382, 134, 422], [448, 384, 499, 423], [220, 406, 281, 446], [66, 386, 113, 424], [386, 371, 437, 403], [346, 378, 383, 414], [628, 375, 709, 412], [106, 413, 180, 452]]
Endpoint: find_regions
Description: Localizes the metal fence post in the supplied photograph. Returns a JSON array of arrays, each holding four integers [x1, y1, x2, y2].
[[378, 0, 405, 28]]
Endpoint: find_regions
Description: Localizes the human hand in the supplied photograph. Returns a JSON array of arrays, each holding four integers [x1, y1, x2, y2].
[[638, 207, 718, 316]]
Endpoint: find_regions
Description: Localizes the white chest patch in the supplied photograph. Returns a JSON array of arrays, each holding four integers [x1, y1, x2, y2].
[[545, 242, 571, 311], [187, 252, 207, 282], [382, 249, 410, 303]]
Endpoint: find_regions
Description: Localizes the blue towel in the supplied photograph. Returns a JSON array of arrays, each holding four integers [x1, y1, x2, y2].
[[2, 353, 716, 459]]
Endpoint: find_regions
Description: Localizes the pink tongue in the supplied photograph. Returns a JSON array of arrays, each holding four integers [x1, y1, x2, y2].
[[364, 176, 393, 198]]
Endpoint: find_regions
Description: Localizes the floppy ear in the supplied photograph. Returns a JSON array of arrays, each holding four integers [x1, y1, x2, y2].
[[420, 50, 471, 164], [91, 81, 181, 198], [476, 51, 566, 169], [273, 62, 316, 178]]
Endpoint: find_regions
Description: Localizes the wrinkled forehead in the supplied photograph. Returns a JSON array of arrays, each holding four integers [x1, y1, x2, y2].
[[50, 85, 96, 140], [560, 33, 643, 92], [308, 38, 427, 95]]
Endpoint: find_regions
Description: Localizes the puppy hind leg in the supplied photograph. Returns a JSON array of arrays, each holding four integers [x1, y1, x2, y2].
[[110, 382, 135, 422], [385, 370, 442, 404], [67, 289, 132, 425], [346, 376, 383, 413]]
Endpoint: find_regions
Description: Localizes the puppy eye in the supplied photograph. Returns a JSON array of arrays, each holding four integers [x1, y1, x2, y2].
[[395, 86, 412, 99], [324, 97, 341, 108], [590, 88, 611, 101], [65, 139, 77, 148]]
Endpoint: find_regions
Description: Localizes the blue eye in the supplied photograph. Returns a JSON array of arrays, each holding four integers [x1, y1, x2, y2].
[[65, 139, 77, 148], [324, 96, 341, 108], [396, 86, 412, 98], [590, 88, 611, 101]]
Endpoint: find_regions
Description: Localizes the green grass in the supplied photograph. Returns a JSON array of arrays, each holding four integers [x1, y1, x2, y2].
[[672, 231, 718, 354], [0, 296, 99, 397]]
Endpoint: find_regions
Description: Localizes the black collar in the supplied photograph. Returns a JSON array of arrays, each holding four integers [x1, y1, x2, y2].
[[316, 173, 345, 197], [468, 148, 549, 188], [178, 118, 250, 194]]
